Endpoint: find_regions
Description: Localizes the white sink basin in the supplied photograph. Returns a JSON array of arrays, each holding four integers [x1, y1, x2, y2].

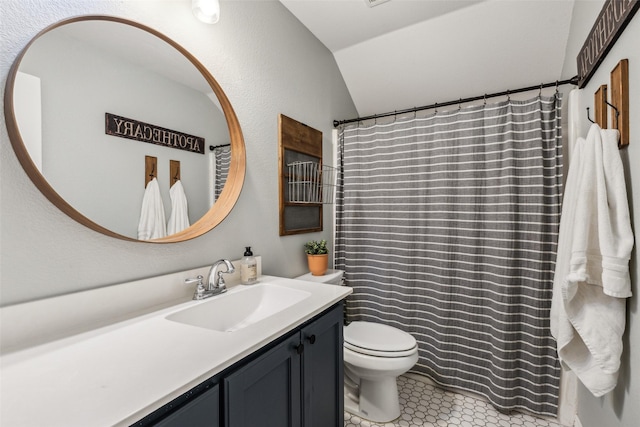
[[166, 283, 311, 332]]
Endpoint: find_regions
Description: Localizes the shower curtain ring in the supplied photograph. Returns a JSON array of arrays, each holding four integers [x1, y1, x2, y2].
[[507, 90, 511, 101], [539, 83, 543, 97], [483, 94, 487, 106]]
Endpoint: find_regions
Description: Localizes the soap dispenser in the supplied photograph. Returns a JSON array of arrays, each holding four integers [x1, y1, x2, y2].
[[240, 246, 258, 285]]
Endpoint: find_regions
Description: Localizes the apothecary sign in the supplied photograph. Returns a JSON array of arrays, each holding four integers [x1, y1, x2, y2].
[[577, 0, 639, 88], [105, 113, 205, 154]]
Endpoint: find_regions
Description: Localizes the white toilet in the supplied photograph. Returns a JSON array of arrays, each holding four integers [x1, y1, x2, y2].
[[295, 269, 419, 423]]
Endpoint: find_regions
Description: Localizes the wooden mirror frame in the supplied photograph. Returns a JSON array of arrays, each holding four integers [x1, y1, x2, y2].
[[4, 15, 246, 243]]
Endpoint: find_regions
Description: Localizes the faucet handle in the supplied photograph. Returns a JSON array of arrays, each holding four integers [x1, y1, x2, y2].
[[216, 271, 228, 290], [185, 275, 206, 300], [185, 275, 204, 285]]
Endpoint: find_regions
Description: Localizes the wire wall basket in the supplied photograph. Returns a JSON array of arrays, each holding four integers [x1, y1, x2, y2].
[[287, 161, 337, 204]]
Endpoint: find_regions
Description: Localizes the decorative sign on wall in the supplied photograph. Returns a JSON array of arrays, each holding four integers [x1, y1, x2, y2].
[[577, 0, 639, 88], [105, 113, 205, 154]]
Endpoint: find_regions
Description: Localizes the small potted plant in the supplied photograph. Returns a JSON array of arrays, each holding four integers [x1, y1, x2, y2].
[[304, 239, 329, 276]]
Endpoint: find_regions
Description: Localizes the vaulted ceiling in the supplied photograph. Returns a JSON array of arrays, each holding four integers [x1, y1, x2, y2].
[[279, 0, 577, 119]]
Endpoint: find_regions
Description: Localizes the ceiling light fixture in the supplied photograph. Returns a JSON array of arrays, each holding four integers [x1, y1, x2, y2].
[[192, 0, 220, 24]]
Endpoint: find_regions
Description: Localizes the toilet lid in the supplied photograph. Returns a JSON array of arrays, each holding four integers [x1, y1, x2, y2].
[[344, 321, 417, 356]]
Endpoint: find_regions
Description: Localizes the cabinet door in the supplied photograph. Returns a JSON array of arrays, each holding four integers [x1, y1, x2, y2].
[[153, 384, 220, 427], [301, 303, 344, 427], [225, 333, 302, 427]]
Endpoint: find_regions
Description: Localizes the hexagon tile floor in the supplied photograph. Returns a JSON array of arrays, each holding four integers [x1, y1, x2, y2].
[[344, 374, 564, 427]]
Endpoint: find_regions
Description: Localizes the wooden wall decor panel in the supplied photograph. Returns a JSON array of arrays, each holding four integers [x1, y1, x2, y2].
[[278, 114, 323, 236], [594, 85, 608, 128], [170, 160, 181, 187], [145, 155, 157, 188], [611, 59, 629, 148]]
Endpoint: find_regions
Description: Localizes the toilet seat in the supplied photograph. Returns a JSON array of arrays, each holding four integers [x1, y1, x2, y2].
[[344, 321, 417, 358]]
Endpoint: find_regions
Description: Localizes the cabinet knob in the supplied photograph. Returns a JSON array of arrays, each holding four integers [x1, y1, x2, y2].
[[307, 334, 316, 345], [295, 343, 304, 355]]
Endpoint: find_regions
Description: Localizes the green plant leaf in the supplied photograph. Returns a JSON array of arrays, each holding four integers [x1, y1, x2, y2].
[[304, 239, 328, 255]]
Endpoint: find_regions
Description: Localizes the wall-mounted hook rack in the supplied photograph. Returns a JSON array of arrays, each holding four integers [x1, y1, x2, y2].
[[594, 85, 607, 128], [170, 160, 181, 187], [605, 99, 620, 130], [610, 59, 629, 148], [145, 155, 157, 188]]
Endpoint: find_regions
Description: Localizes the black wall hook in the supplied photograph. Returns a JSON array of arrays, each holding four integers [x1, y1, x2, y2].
[[605, 100, 620, 129]]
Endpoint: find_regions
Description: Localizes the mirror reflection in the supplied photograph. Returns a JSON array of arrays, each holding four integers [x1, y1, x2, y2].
[[9, 17, 237, 241]]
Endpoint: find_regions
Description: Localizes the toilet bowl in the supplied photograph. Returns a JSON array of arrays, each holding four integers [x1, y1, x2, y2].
[[295, 269, 419, 423], [343, 321, 418, 422]]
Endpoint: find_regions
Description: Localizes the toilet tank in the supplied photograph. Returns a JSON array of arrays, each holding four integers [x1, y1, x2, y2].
[[295, 269, 344, 285]]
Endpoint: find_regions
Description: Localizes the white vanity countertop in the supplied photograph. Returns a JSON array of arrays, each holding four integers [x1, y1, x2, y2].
[[0, 275, 351, 427]]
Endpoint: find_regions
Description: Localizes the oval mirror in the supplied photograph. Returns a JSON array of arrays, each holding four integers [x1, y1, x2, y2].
[[4, 16, 245, 243]]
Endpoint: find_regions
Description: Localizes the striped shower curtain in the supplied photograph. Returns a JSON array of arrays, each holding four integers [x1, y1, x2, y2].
[[213, 146, 231, 201], [335, 95, 563, 416]]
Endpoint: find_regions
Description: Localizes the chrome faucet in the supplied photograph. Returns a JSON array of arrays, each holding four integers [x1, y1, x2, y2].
[[185, 259, 235, 300], [207, 259, 235, 291]]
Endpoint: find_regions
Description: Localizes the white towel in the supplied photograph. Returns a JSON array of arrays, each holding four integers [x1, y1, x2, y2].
[[137, 178, 167, 240], [556, 88, 581, 427], [566, 88, 582, 162], [167, 180, 190, 235], [550, 124, 634, 397]]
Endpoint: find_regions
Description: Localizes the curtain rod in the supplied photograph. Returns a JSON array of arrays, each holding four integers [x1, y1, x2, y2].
[[333, 75, 579, 127]]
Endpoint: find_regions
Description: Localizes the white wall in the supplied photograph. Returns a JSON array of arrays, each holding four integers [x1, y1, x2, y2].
[[0, 0, 357, 305], [334, 0, 574, 117], [561, 2, 640, 426]]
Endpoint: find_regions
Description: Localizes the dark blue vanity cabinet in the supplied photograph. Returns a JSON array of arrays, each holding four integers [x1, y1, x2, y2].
[[301, 303, 344, 427], [138, 302, 344, 427], [226, 302, 344, 427], [225, 332, 302, 426], [153, 384, 220, 427]]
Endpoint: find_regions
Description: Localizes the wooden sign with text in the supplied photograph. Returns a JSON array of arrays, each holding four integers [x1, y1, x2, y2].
[[105, 113, 205, 154], [577, 0, 639, 88]]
